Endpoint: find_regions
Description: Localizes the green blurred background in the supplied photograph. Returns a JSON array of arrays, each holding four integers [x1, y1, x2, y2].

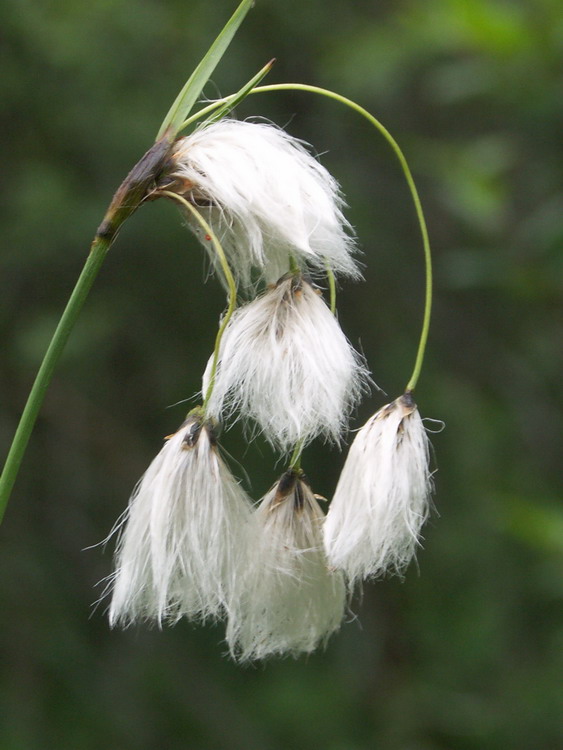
[[1, 0, 562, 748]]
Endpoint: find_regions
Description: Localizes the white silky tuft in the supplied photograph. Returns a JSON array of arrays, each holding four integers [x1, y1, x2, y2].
[[109, 414, 254, 626], [226, 470, 346, 661], [202, 274, 370, 451], [323, 393, 433, 585], [171, 119, 360, 288]]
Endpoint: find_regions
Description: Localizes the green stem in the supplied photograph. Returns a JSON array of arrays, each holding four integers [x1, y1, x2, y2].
[[180, 84, 432, 392], [159, 191, 237, 411], [288, 254, 300, 274], [326, 263, 337, 315], [0, 235, 112, 523], [288, 441, 304, 472], [182, 98, 231, 131], [0, 134, 174, 524]]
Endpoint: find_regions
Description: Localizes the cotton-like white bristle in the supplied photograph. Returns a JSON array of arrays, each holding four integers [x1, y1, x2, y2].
[[323, 393, 433, 585], [202, 274, 370, 451], [171, 119, 360, 289], [109, 414, 254, 626], [227, 470, 346, 661]]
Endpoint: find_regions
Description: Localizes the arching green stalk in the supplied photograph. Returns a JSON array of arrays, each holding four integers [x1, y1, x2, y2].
[[254, 85, 432, 394], [180, 84, 432, 393], [159, 191, 237, 412]]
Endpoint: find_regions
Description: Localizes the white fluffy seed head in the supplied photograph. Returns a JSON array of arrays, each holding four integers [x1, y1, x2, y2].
[[202, 273, 370, 451], [226, 470, 346, 662], [108, 413, 254, 626], [171, 119, 360, 289], [323, 393, 433, 585]]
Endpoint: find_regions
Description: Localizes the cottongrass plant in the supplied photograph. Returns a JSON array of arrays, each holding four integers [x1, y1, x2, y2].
[[0, 1, 438, 663], [171, 119, 360, 289], [323, 393, 432, 585], [226, 470, 347, 661], [202, 272, 370, 451]]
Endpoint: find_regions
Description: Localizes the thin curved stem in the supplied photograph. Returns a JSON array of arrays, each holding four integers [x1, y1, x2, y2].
[[326, 263, 337, 315], [0, 235, 112, 523], [179, 84, 433, 392], [182, 98, 231, 131], [252, 84, 432, 393], [159, 191, 237, 412]]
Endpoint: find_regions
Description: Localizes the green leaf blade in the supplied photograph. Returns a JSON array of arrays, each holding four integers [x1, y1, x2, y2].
[[157, 0, 254, 142]]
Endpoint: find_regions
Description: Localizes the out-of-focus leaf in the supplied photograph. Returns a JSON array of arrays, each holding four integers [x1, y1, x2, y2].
[[499, 494, 563, 553]]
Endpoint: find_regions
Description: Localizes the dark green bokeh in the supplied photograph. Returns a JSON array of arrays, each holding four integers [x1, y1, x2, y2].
[[1, 0, 561, 748]]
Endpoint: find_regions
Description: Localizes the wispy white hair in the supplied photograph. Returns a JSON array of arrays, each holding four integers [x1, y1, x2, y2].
[[171, 119, 360, 289], [109, 414, 254, 626], [202, 273, 370, 451], [323, 393, 433, 585], [226, 470, 346, 661]]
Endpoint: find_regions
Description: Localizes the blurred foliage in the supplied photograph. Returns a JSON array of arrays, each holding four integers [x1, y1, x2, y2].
[[0, 0, 562, 748]]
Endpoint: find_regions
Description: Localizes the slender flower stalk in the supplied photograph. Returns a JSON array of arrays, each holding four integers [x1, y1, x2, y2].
[[326, 263, 337, 315], [157, 191, 238, 411], [227, 469, 346, 661], [252, 84, 433, 393]]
